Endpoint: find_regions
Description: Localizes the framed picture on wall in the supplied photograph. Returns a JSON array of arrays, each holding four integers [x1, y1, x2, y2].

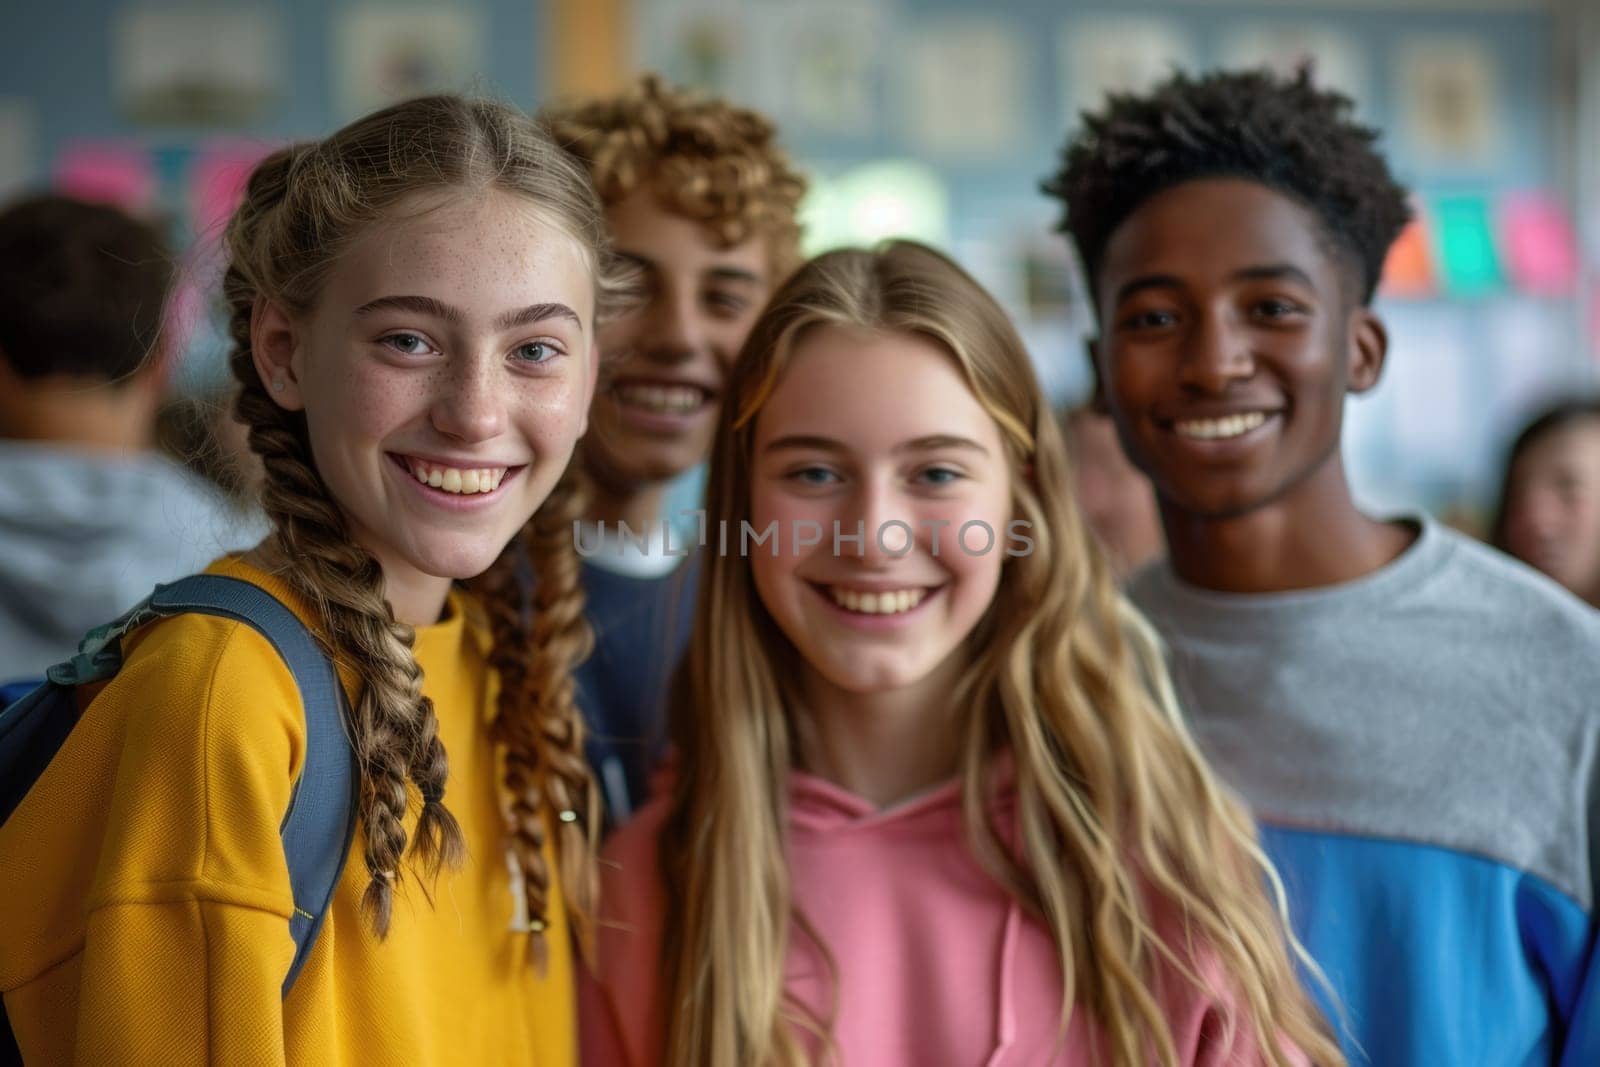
[[1396, 38, 1502, 168], [335, 7, 487, 120], [114, 6, 283, 126], [900, 18, 1028, 156], [1060, 16, 1196, 121], [1219, 23, 1368, 107], [752, 1, 883, 139], [637, 0, 752, 101]]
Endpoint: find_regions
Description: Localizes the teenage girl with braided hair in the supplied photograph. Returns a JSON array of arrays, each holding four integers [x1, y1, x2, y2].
[[0, 95, 619, 1064], [583, 242, 1341, 1066]]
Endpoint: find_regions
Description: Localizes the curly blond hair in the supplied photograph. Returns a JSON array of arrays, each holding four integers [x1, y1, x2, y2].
[[545, 74, 807, 274]]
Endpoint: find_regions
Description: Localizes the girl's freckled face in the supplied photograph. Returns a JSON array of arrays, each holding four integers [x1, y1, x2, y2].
[[290, 189, 598, 587]]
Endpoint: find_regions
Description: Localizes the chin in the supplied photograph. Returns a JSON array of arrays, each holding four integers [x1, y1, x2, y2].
[[816, 659, 928, 695], [408, 542, 511, 583], [1160, 481, 1277, 521]]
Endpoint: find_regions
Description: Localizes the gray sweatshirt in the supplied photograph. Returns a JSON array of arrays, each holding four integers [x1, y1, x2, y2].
[[0, 440, 265, 683]]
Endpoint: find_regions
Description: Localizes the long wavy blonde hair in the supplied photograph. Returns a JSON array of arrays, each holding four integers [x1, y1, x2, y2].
[[659, 242, 1342, 1065], [222, 95, 628, 962]]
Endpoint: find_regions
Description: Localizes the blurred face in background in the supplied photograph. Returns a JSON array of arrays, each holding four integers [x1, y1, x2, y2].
[[584, 186, 771, 494], [1502, 418, 1600, 605], [1063, 409, 1164, 579]]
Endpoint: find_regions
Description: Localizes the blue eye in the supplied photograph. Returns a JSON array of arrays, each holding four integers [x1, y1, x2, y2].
[[382, 332, 434, 355], [515, 340, 561, 364], [789, 466, 839, 487], [918, 466, 962, 487]]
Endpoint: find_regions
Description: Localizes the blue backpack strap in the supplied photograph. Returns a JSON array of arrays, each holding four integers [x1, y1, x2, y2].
[[0, 588, 178, 823], [141, 575, 359, 996]]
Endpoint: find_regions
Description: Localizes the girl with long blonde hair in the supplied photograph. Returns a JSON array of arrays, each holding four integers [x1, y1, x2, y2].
[[582, 241, 1342, 1066], [1, 95, 618, 1064]]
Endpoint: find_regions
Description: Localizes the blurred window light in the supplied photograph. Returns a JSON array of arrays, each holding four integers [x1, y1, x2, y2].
[[800, 160, 950, 256]]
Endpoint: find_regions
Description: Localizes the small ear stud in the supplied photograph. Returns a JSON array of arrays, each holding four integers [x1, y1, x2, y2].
[[271, 375, 286, 392]]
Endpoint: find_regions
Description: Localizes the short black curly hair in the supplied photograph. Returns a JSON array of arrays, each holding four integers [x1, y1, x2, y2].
[[1042, 67, 1411, 306]]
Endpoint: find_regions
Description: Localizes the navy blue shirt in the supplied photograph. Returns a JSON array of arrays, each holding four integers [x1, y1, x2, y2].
[[575, 553, 699, 826]]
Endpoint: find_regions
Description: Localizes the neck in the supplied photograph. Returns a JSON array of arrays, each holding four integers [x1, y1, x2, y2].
[[380, 568, 454, 627], [0, 376, 157, 452], [795, 660, 964, 809], [1160, 453, 1414, 593], [580, 460, 669, 532], [246, 537, 452, 628]]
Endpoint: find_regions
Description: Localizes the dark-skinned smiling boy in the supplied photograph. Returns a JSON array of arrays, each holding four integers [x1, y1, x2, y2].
[[1046, 68, 1600, 1065]]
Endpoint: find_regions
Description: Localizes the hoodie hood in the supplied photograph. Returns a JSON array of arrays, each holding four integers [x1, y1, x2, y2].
[[0, 441, 264, 681]]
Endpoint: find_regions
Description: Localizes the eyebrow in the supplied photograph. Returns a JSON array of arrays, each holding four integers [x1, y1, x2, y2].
[[763, 433, 989, 457], [353, 294, 581, 331], [493, 302, 582, 330], [1113, 263, 1317, 305]]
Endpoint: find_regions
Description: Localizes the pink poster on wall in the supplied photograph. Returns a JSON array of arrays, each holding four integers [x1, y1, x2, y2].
[[189, 141, 275, 241], [1499, 192, 1577, 296], [54, 141, 156, 212]]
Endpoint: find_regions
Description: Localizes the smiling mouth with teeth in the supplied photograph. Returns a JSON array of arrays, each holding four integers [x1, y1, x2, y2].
[[403, 458, 509, 495], [1171, 411, 1272, 440], [614, 382, 710, 415], [825, 586, 929, 616]]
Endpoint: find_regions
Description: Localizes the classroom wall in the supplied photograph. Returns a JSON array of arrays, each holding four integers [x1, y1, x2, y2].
[[0, 0, 1594, 525]]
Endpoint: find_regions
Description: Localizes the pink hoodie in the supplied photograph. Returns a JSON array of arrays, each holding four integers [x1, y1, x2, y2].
[[581, 770, 1307, 1066]]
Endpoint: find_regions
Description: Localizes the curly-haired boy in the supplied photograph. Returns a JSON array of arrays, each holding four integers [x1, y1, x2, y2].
[[544, 76, 806, 823]]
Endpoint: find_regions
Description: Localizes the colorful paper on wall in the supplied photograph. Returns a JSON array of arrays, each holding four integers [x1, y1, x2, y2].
[[1499, 192, 1576, 295], [190, 142, 274, 240], [54, 141, 156, 212], [1432, 195, 1502, 296], [1380, 218, 1436, 298]]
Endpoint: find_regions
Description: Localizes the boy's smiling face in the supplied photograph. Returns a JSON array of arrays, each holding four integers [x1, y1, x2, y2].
[[586, 186, 770, 492], [1092, 178, 1387, 522]]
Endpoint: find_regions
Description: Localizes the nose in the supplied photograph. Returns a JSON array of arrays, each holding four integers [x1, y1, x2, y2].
[[846, 475, 913, 565], [431, 356, 506, 443], [1179, 309, 1255, 394], [642, 284, 706, 364]]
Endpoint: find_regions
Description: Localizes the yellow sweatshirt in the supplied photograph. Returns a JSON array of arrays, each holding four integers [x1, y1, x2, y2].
[[0, 556, 575, 1066]]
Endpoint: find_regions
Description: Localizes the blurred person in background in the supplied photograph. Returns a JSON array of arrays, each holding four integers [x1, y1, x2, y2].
[[545, 75, 807, 824], [1060, 403, 1164, 579], [0, 194, 253, 685], [1493, 399, 1600, 607]]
